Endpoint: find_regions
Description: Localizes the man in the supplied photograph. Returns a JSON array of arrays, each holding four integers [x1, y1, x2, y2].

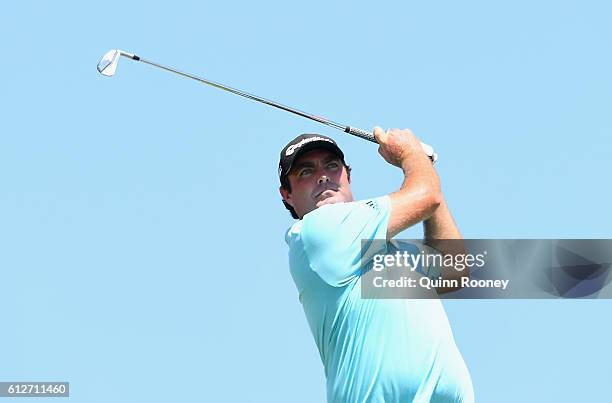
[[279, 128, 474, 403]]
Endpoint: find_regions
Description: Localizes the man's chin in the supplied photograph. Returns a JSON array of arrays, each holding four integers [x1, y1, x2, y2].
[[315, 196, 342, 208]]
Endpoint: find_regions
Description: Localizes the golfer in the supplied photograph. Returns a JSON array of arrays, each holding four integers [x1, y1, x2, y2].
[[279, 128, 474, 402]]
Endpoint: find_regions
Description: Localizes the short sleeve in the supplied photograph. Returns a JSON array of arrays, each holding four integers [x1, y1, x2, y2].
[[300, 196, 391, 286]]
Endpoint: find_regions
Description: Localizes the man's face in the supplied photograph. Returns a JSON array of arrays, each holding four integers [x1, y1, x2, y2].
[[280, 148, 354, 218]]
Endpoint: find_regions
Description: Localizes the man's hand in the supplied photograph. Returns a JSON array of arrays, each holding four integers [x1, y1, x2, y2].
[[374, 127, 431, 168], [375, 127, 442, 239]]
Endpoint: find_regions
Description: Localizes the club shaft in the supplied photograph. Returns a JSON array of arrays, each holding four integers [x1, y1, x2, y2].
[[115, 51, 437, 161], [135, 57, 348, 133]]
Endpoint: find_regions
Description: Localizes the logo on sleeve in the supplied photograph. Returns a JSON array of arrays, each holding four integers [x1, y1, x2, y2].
[[366, 200, 378, 210]]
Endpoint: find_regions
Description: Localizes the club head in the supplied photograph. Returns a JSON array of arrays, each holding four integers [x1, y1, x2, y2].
[[97, 49, 120, 76]]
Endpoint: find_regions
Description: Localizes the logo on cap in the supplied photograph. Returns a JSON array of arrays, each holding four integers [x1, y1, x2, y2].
[[285, 136, 334, 156]]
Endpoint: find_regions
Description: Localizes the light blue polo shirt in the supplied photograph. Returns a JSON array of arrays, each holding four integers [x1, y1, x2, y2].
[[285, 196, 474, 403]]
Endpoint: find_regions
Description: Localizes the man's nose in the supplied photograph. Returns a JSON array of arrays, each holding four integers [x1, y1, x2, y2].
[[318, 175, 330, 184]]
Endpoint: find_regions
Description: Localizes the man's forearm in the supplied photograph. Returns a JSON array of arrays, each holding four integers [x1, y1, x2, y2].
[[423, 199, 467, 293], [386, 152, 442, 239], [423, 198, 461, 241]]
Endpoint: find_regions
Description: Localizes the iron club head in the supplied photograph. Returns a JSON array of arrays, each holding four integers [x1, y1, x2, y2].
[[97, 49, 139, 76], [97, 49, 121, 76]]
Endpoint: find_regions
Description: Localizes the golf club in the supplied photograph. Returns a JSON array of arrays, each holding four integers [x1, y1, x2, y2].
[[97, 49, 438, 162]]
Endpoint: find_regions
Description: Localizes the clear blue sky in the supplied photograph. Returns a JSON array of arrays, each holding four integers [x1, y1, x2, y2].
[[1, 0, 611, 401]]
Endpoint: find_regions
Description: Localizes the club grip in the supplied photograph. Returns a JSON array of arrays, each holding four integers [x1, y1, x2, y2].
[[345, 126, 438, 163]]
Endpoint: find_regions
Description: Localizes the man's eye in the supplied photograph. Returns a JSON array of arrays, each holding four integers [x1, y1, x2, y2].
[[299, 168, 313, 177], [327, 162, 339, 169]]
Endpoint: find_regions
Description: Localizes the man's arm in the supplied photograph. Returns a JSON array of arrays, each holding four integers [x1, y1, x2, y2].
[[374, 127, 467, 293], [424, 199, 469, 293], [373, 127, 442, 239], [424, 199, 461, 240]]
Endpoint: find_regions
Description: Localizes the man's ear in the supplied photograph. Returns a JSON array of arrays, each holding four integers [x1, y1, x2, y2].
[[279, 186, 293, 207]]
